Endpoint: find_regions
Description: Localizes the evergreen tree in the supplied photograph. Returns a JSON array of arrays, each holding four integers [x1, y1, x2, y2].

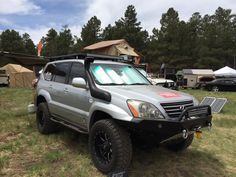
[[102, 24, 116, 40], [81, 16, 101, 47], [152, 8, 182, 69], [42, 28, 58, 56], [0, 29, 25, 53], [22, 33, 36, 55], [158, 8, 180, 56], [57, 25, 74, 55], [72, 36, 83, 53], [195, 7, 236, 69], [186, 12, 202, 58], [102, 5, 148, 52]]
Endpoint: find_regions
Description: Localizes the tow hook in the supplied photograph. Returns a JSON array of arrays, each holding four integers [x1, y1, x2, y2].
[[182, 129, 188, 139]]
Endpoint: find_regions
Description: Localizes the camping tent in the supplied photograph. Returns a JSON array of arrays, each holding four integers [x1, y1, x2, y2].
[[2, 64, 35, 88], [214, 66, 236, 77], [83, 39, 139, 57]]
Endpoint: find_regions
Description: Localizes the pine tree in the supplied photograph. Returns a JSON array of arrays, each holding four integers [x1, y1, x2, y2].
[[57, 25, 74, 55], [72, 36, 83, 53], [42, 28, 58, 56], [102, 24, 115, 40], [155, 8, 181, 68], [81, 16, 101, 47], [102, 5, 148, 52], [22, 33, 36, 55], [0, 29, 25, 53]]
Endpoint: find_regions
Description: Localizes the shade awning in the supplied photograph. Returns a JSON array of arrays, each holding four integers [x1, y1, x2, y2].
[[0, 51, 49, 67], [214, 66, 236, 77]]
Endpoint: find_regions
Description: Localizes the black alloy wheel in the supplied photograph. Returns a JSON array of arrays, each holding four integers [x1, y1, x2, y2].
[[94, 130, 113, 164], [89, 119, 132, 173]]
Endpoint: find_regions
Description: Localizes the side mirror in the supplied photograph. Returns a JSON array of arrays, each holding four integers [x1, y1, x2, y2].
[[72, 77, 87, 89]]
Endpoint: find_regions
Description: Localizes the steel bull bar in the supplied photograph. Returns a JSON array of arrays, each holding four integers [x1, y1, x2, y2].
[[161, 105, 212, 143], [128, 105, 212, 143]]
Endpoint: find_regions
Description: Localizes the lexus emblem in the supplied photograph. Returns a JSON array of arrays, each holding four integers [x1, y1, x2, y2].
[[180, 106, 185, 110]]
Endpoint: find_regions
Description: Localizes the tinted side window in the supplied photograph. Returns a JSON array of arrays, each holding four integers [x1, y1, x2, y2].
[[53, 62, 71, 83], [44, 64, 56, 81], [224, 80, 234, 84], [68, 62, 85, 84], [216, 80, 224, 84]]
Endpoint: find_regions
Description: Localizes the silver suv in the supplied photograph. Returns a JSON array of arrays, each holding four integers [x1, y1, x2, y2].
[[35, 54, 212, 174]]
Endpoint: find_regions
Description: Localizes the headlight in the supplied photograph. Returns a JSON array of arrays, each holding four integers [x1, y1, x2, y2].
[[127, 100, 164, 119]]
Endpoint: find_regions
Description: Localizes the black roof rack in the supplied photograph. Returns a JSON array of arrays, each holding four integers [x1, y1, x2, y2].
[[49, 53, 133, 63]]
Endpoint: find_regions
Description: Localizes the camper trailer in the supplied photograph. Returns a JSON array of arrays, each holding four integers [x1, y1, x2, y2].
[[182, 69, 215, 88]]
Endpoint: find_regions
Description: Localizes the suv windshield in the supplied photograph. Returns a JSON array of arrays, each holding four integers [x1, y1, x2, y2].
[[90, 63, 151, 85]]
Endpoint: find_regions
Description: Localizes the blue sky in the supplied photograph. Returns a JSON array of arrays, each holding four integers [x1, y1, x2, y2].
[[3, 1, 86, 27], [1, 0, 236, 44]]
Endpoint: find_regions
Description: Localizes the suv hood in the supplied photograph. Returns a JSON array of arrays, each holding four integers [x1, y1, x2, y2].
[[101, 85, 194, 103]]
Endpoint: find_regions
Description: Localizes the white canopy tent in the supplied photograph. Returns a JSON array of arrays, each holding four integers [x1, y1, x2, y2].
[[214, 66, 236, 77]]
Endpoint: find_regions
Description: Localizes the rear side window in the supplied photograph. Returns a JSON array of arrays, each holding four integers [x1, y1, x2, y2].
[[53, 62, 71, 83], [219, 80, 226, 84], [68, 62, 85, 84], [44, 64, 56, 81], [224, 80, 234, 84]]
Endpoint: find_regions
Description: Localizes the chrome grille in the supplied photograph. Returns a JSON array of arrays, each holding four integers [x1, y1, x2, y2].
[[160, 100, 194, 119]]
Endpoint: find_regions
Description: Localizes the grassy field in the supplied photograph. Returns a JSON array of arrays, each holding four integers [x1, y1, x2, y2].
[[0, 88, 235, 177]]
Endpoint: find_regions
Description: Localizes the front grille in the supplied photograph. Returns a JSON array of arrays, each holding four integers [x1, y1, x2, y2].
[[160, 100, 194, 119]]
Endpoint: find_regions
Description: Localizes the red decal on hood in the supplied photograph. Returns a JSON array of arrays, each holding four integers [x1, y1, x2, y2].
[[160, 92, 180, 98]]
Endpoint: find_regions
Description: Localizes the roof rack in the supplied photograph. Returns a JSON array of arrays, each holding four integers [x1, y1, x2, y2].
[[49, 53, 133, 63]]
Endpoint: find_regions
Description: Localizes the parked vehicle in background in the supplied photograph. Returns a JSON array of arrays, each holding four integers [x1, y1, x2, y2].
[[204, 78, 236, 92], [195, 77, 215, 89], [136, 67, 151, 79], [0, 68, 9, 86], [182, 69, 215, 89], [35, 54, 212, 174], [136, 68, 177, 90], [151, 78, 178, 90]]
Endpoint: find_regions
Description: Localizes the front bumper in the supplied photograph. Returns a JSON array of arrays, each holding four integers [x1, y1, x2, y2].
[[122, 105, 212, 143]]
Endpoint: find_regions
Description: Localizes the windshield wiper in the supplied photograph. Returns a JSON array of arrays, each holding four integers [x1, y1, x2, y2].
[[100, 83, 127, 86], [99, 83, 149, 86], [129, 83, 150, 85]]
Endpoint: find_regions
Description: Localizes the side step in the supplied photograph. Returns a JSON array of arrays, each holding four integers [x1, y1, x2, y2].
[[51, 117, 88, 134]]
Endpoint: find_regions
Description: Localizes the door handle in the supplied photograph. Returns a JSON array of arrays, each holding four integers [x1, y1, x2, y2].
[[49, 85, 53, 89]]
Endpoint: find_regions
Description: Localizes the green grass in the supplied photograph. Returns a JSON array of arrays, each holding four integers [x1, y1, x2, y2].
[[0, 88, 236, 177]]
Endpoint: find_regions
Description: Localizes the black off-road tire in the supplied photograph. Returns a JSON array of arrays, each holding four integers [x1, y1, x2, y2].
[[89, 119, 132, 173], [36, 102, 58, 134], [166, 133, 194, 152]]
